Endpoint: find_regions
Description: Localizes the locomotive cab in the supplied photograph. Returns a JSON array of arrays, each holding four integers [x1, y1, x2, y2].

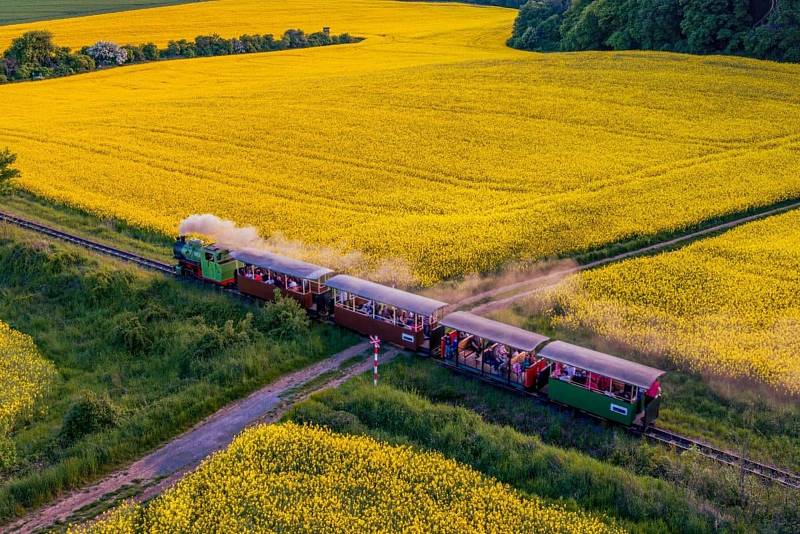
[[173, 236, 239, 286]]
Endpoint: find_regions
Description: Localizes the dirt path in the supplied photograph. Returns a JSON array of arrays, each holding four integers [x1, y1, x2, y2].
[[5, 341, 400, 533], [457, 200, 800, 314]]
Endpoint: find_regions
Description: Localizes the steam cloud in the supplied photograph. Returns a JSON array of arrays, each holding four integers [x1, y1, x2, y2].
[[178, 214, 417, 287], [179, 214, 265, 250]]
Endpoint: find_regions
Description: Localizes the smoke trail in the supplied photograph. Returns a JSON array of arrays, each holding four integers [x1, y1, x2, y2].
[[179, 214, 265, 250], [178, 214, 420, 287]]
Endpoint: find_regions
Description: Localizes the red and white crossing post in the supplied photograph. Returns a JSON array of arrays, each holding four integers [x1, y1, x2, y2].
[[369, 335, 381, 387]]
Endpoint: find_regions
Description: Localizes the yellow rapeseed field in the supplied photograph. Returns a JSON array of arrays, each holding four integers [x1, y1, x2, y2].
[[2, 0, 800, 283], [539, 210, 800, 394], [74, 423, 622, 533], [0, 321, 56, 432]]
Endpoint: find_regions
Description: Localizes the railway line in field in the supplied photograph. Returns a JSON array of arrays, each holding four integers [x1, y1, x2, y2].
[[1, 207, 799, 491], [641, 427, 800, 489]]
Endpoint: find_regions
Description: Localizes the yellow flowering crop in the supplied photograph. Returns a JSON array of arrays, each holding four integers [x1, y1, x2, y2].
[[0, 321, 56, 432], [2, 0, 800, 283], [75, 423, 622, 533], [541, 210, 800, 394]]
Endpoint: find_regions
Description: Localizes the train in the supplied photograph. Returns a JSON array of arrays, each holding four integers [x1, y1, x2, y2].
[[174, 235, 664, 428]]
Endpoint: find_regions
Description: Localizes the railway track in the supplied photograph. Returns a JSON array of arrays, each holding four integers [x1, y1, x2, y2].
[[2, 208, 799, 490], [0, 210, 175, 274], [642, 427, 800, 490]]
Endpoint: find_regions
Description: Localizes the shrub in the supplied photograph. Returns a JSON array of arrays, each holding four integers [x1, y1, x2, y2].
[[85, 41, 128, 66], [59, 391, 121, 445], [255, 291, 310, 341]]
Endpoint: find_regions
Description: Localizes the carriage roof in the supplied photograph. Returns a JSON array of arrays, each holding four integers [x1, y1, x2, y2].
[[326, 275, 447, 316], [231, 248, 334, 280], [441, 311, 549, 352], [538, 341, 665, 389]]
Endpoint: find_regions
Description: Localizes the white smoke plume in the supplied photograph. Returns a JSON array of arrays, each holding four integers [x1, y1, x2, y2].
[[179, 214, 265, 250], [178, 214, 419, 287]]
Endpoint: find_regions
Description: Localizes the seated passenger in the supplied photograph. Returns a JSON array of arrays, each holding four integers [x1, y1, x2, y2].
[[288, 279, 299, 290]]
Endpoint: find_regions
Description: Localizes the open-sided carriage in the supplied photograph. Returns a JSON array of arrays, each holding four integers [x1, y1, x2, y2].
[[439, 311, 664, 427], [231, 249, 333, 314], [325, 275, 447, 353]]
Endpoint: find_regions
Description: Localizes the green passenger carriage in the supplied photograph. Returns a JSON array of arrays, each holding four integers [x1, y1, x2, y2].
[[439, 311, 664, 428]]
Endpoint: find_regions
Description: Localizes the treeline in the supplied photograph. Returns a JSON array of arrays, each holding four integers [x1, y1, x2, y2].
[[508, 0, 800, 63], [1, 28, 361, 83]]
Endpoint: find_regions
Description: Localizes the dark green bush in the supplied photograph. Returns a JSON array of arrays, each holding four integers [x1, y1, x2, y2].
[[59, 392, 121, 445], [254, 291, 310, 341]]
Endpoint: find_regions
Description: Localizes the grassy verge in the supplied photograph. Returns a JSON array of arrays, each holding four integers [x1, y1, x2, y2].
[[0, 0, 203, 25], [285, 357, 800, 533], [1, 190, 173, 262], [0, 225, 358, 524]]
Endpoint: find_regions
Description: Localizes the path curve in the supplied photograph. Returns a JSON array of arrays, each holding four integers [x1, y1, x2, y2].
[[4, 340, 400, 533], [458, 200, 800, 314]]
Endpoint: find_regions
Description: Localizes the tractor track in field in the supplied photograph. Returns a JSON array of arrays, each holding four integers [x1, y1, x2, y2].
[[4, 342, 399, 533], [457, 198, 800, 315]]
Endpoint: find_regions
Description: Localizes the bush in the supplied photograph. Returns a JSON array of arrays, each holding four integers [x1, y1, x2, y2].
[[141, 43, 159, 61], [59, 391, 120, 445], [85, 41, 128, 66], [255, 291, 310, 341], [112, 311, 153, 353]]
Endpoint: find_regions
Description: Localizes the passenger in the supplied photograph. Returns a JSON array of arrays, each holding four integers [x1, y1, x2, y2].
[[288, 279, 299, 290]]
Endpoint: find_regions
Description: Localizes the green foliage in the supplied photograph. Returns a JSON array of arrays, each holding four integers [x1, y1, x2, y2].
[[510, 0, 800, 62], [0, 148, 21, 189], [0, 227, 357, 522], [254, 291, 311, 341], [59, 391, 121, 445], [0, 434, 16, 472], [1, 28, 362, 85]]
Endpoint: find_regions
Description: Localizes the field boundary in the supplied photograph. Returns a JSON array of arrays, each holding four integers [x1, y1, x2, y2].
[[460, 198, 800, 314]]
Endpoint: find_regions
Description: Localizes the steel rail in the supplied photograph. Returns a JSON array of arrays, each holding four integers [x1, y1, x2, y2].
[[3, 208, 799, 490], [0, 210, 175, 274], [641, 427, 800, 489]]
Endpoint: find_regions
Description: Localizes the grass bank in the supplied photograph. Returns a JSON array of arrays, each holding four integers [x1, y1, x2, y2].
[[0, 224, 358, 523]]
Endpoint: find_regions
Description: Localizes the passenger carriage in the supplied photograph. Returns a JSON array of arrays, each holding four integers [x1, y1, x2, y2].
[[439, 311, 664, 427], [231, 249, 334, 313], [325, 275, 447, 352], [439, 311, 551, 389], [538, 341, 663, 426]]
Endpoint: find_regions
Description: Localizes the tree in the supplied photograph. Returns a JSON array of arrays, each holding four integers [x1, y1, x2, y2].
[[508, 0, 568, 51], [85, 41, 128, 66], [141, 42, 159, 61], [679, 0, 752, 53], [0, 148, 21, 190], [3, 30, 59, 79], [3, 30, 57, 67]]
